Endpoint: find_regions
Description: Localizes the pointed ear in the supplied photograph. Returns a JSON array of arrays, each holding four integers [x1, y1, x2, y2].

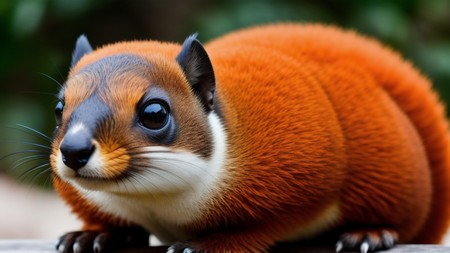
[[176, 34, 215, 113], [71, 35, 93, 68]]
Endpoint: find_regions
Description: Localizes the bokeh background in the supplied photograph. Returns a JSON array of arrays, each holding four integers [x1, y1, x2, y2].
[[0, 0, 449, 239]]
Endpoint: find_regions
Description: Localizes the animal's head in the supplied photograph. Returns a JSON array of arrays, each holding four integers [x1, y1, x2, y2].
[[50, 35, 226, 194]]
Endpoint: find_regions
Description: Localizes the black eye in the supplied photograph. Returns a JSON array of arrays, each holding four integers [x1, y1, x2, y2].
[[55, 101, 64, 125], [139, 101, 169, 130]]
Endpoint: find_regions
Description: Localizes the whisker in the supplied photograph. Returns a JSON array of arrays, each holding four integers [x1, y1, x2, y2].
[[9, 155, 49, 171], [115, 171, 137, 193], [33, 168, 53, 188], [24, 166, 52, 189], [1, 150, 48, 160], [16, 91, 58, 97], [130, 171, 154, 190], [36, 72, 63, 88], [0, 140, 51, 150], [150, 157, 205, 166], [126, 149, 173, 156], [49, 59, 66, 84], [17, 162, 50, 184], [126, 168, 169, 194], [12, 124, 51, 142], [141, 156, 215, 179], [131, 152, 215, 178], [129, 162, 195, 192], [19, 162, 50, 176], [42, 170, 54, 188], [124, 171, 150, 194]]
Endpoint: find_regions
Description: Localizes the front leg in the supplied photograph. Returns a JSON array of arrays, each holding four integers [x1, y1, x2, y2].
[[57, 226, 150, 253]]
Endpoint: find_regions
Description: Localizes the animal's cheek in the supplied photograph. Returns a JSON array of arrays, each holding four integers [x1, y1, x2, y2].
[[97, 144, 130, 178], [51, 140, 130, 181]]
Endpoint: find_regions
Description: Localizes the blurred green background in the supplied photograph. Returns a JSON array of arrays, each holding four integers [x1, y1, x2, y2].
[[0, 0, 449, 184]]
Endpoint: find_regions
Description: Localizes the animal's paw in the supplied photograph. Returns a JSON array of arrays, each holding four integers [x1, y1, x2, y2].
[[57, 228, 149, 253], [335, 229, 398, 253], [57, 231, 111, 253], [167, 242, 199, 253]]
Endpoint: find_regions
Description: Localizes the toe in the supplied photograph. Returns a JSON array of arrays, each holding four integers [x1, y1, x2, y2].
[[74, 231, 99, 253], [336, 229, 398, 253], [168, 242, 198, 253], [57, 231, 83, 253], [93, 233, 111, 253]]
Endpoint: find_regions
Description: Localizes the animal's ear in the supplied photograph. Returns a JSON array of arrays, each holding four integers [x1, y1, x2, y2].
[[71, 35, 93, 68], [176, 33, 215, 113]]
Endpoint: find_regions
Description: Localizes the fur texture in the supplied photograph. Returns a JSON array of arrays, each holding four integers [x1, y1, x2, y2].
[[52, 24, 450, 252]]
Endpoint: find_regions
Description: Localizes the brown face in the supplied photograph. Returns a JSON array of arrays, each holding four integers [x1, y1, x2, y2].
[[50, 53, 214, 193]]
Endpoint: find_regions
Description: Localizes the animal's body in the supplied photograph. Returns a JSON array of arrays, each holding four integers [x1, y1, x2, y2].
[[52, 24, 450, 253]]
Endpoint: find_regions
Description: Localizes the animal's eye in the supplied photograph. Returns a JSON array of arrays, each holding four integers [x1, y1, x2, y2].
[[139, 101, 169, 130], [55, 101, 64, 125]]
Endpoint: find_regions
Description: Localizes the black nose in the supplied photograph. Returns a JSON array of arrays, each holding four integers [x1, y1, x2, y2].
[[60, 130, 95, 171]]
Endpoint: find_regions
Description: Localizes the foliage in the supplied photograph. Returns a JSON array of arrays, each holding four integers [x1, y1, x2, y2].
[[0, 0, 449, 182]]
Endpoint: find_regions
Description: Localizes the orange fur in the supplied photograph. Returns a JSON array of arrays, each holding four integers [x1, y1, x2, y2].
[[53, 23, 450, 252], [203, 24, 450, 244]]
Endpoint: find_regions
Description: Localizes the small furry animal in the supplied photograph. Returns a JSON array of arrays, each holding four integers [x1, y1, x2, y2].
[[52, 24, 450, 253]]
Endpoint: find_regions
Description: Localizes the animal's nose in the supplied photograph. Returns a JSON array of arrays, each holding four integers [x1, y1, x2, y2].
[[60, 128, 95, 171]]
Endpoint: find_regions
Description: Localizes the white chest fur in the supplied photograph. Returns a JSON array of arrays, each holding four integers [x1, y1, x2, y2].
[[80, 190, 191, 243], [65, 113, 228, 243]]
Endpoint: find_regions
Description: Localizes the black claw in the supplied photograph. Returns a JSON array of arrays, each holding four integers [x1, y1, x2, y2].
[[58, 231, 83, 253], [169, 242, 198, 253], [72, 242, 81, 253], [381, 230, 396, 249], [337, 230, 398, 253], [77, 231, 100, 253], [93, 243, 100, 253], [93, 233, 110, 253], [338, 233, 361, 250], [361, 235, 378, 252], [359, 240, 370, 253], [57, 228, 150, 253]]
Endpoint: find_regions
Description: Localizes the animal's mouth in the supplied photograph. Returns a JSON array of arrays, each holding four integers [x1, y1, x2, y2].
[[72, 168, 128, 183], [67, 172, 124, 192], [55, 143, 131, 184], [74, 174, 107, 182]]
